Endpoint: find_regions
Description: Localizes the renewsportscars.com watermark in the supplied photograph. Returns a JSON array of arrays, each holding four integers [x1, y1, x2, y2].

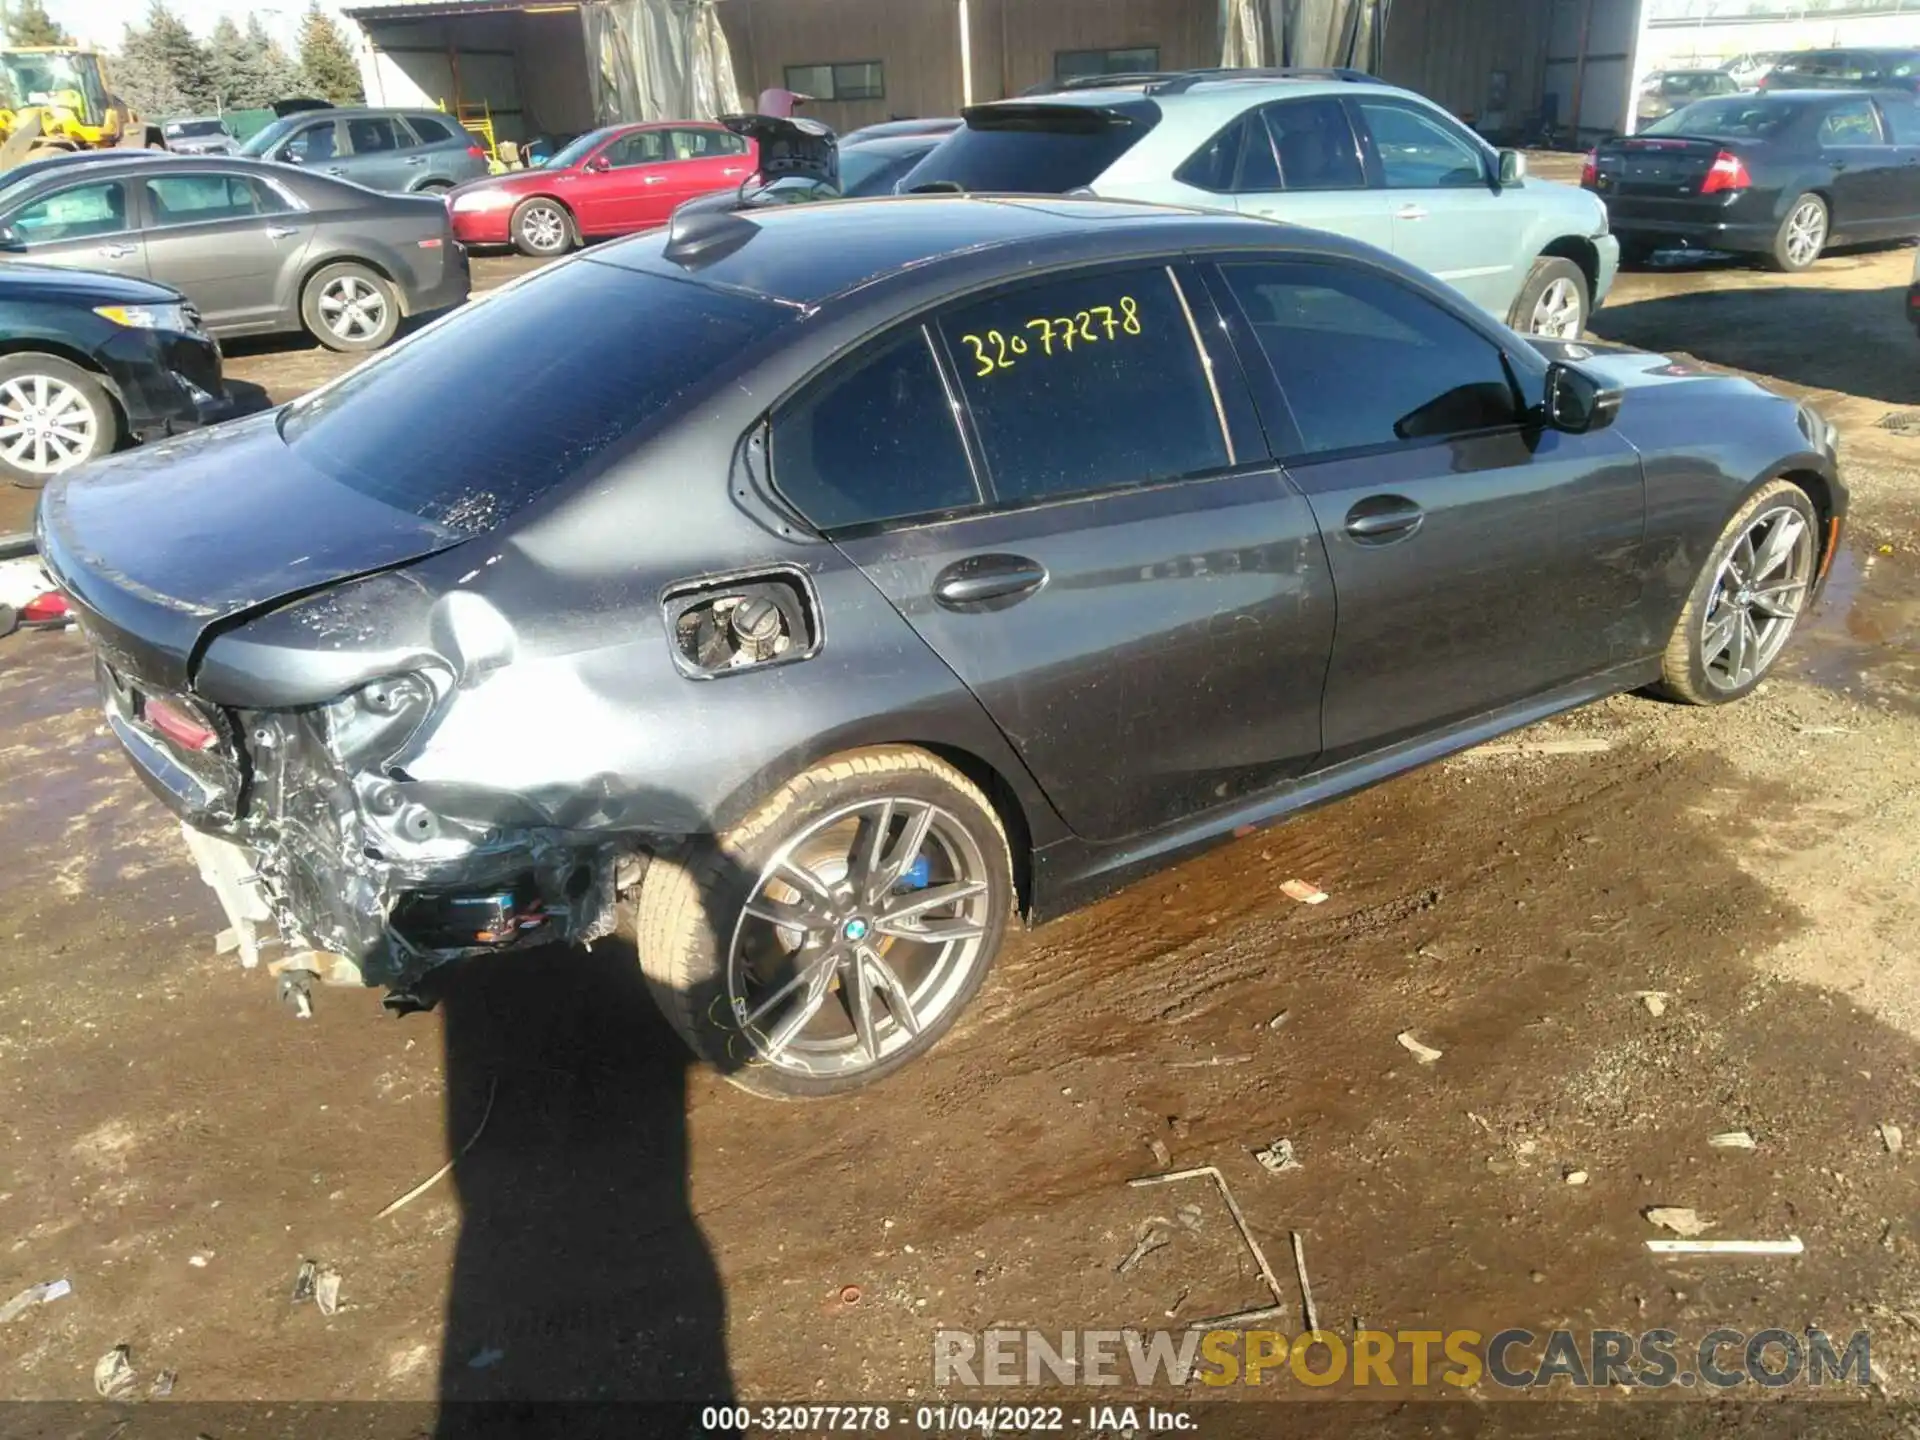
[[934, 1327, 1872, 1391]]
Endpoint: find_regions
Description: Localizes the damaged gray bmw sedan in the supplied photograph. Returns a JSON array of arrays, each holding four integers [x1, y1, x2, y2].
[[39, 196, 1845, 1096]]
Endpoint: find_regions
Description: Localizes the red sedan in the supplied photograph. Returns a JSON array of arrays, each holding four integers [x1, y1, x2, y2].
[[445, 122, 758, 255]]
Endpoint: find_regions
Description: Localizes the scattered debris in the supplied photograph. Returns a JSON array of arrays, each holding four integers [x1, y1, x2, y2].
[[1396, 1031, 1443, 1065], [1176, 1204, 1204, 1232], [1636, 991, 1670, 1018], [1265, 1009, 1291, 1031], [1880, 1123, 1904, 1156], [1881, 1221, 1897, 1252], [1290, 1231, 1319, 1334], [1169, 1053, 1252, 1069], [467, 1347, 506, 1370], [1467, 1112, 1494, 1134], [1795, 725, 1851, 736], [1564, 1170, 1589, 1186], [188, 1254, 209, 1268], [1131, 1166, 1289, 1328], [377, 1074, 499, 1219], [150, 1369, 177, 1399], [1709, 1130, 1757, 1150], [0, 1278, 70, 1324], [1465, 737, 1612, 758], [93, 1345, 136, 1400], [1148, 1138, 1171, 1168], [290, 1260, 318, 1305], [1875, 411, 1920, 438], [1253, 1138, 1301, 1175], [314, 1268, 342, 1316], [1645, 1207, 1713, 1237], [1280, 879, 1328, 906], [1115, 1221, 1173, 1275], [1647, 1236, 1804, 1257], [838, 1284, 862, 1306]]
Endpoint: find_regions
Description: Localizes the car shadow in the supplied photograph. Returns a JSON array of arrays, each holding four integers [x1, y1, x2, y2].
[[227, 378, 273, 417], [1590, 278, 1920, 408]]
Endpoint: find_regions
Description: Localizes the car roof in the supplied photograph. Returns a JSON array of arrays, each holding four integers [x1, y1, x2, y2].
[[593, 192, 1336, 308]]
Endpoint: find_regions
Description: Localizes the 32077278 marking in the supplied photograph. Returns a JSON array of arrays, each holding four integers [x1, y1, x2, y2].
[[959, 296, 1144, 376]]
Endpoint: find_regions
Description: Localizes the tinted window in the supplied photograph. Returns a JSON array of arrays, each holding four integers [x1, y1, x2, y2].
[[606, 129, 670, 167], [282, 122, 337, 163], [348, 116, 404, 154], [1176, 111, 1279, 193], [784, 61, 884, 102], [1644, 95, 1801, 138], [899, 103, 1160, 194], [1267, 98, 1365, 190], [1223, 261, 1520, 456], [8, 180, 126, 241], [1819, 98, 1883, 143], [772, 329, 979, 529], [146, 173, 288, 223], [166, 119, 226, 138], [1356, 99, 1488, 188], [280, 263, 789, 534], [668, 126, 744, 159], [1885, 98, 1920, 144], [406, 114, 455, 145], [839, 143, 934, 196], [937, 266, 1226, 504]]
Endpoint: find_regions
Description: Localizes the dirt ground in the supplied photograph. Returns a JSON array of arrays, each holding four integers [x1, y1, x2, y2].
[[3, 229, 1920, 1428]]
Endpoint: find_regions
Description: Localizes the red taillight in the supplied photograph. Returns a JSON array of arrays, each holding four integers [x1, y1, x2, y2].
[[467, 144, 487, 160], [145, 696, 217, 753], [1701, 150, 1751, 194], [19, 591, 68, 625], [1580, 149, 1597, 187], [417, 236, 444, 248]]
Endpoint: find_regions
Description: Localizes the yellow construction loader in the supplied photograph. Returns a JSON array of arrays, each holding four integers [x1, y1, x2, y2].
[[0, 46, 164, 172]]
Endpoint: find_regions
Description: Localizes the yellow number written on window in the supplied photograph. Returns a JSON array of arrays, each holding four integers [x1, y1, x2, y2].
[[960, 295, 1142, 377]]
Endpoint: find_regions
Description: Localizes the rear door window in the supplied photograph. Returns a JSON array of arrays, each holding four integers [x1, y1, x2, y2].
[[771, 329, 981, 530], [145, 173, 288, 224], [280, 263, 791, 534], [934, 265, 1227, 504], [347, 116, 404, 154], [1221, 260, 1520, 458], [1354, 98, 1488, 188], [899, 102, 1161, 194], [1265, 97, 1366, 190], [1819, 98, 1885, 144]]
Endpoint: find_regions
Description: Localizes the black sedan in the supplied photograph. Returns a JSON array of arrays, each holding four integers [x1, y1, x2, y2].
[[0, 264, 232, 485], [39, 198, 1845, 1096], [1586, 88, 1920, 271], [0, 154, 468, 351]]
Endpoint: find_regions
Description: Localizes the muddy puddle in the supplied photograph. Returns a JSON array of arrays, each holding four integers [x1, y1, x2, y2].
[[1791, 542, 1920, 712]]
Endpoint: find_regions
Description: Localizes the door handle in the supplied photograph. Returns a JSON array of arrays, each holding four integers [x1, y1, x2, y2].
[[722, 167, 746, 176], [643, 174, 665, 183], [932, 554, 1048, 609], [405, 154, 428, 165], [1395, 204, 1430, 221], [325, 166, 346, 176], [1344, 495, 1425, 543], [96, 243, 135, 258], [264, 224, 299, 239]]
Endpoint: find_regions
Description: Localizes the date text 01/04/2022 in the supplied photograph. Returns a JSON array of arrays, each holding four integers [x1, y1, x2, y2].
[[697, 1403, 1197, 1432], [960, 296, 1145, 376]]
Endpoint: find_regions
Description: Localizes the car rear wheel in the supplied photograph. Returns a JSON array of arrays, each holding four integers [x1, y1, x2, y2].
[[1509, 256, 1590, 339], [511, 197, 575, 257], [0, 355, 118, 487], [1658, 478, 1819, 705], [1770, 193, 1828, 272], [301, 262, 401, 353], [630, 746, 1014, 1099]]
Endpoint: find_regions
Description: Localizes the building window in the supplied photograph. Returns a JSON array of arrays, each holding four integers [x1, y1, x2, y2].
[[785, 61, 885, 102], [1055, 46, 1161, 83]]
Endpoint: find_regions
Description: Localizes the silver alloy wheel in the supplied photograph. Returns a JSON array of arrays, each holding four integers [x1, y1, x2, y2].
[[726, 796, 993, 1078], [520, 203, 567, 253], [1784, 199, 1827, 268], [1700, 503, 1813, 691], [0, 373, 98, 476], [1529, 276, 1585, 338], [317, 274, 388, 343]]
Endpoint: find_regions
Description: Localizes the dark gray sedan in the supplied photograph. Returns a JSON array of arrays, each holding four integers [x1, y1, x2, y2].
[[0, 155, 469, 351]]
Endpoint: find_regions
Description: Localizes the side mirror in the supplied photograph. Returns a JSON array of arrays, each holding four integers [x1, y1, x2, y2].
[[586, 153, 611, 172], [277, 147, 303, 164], [1496, 148, 1527, 186], [0, 224, 20, 251], [1542, 361, 1622, 434]]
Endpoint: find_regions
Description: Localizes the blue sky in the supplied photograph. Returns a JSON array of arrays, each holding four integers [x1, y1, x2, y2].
[[49, 0, 349, 49]]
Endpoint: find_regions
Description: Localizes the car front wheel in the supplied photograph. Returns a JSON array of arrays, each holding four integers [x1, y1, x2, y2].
[[1658, 478, 1819, 705], [511, 197, 575, 256], [0, 354, 119, 487], [1509, 256, 1590, 338], [630, 747, 1014, 1098]]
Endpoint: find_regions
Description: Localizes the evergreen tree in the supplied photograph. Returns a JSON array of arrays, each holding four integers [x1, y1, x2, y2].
[[296, 3, 362, 104], [106, 37, 195, 119], [4, 0, 74, 47], [208, 16, 265, 108], [117, 1, 215, 114], [247, 16, 306, 104]]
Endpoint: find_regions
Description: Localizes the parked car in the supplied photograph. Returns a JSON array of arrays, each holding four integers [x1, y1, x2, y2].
[[1584, 89, 1920, 271], [39, 197, 1844, 1094], [239, 106, 490, 194], [840, 117, 963, 144], [0, 154, 469, 351], [0, 263, 233, 486], [162, 116, 238, 155], [676, 118, 942, 213], [1635, 69, 1740, 130], [840, 132, 949, 196], [445, 120, 758, 254], [1762, 48, 1920, 95], [1721, 52, 1784, 89], [895, 69, 1619, 338]]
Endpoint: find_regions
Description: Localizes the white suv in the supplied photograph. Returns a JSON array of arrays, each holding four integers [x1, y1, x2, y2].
[[899, 68, 1619, 338]]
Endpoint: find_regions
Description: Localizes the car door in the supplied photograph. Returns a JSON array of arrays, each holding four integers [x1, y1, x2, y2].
[[1348, 95, 1530, 315], [1877, 94, 1920, 231], [1816, 97, 1903, 236], [659, 125, 757, 207], [338, 115, 416, 193], [1207, 97, 1394, 251], [777, 262, 1337, 843], [565, 127, 670, 233], [0, 177, 149, 283], [1210, 257, 1646, 765], [139, 171, 313, 332]]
